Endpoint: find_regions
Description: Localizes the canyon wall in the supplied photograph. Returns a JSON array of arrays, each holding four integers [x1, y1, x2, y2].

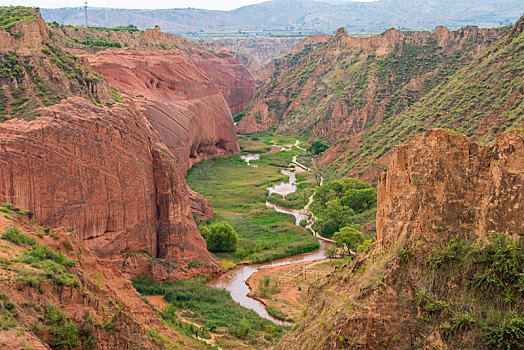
[[0, 98, 219, 280], [278, 129, 524, 349], [86, 50, 241, 172], [0, 9, 256, 280], [236, 20, 524, 181]]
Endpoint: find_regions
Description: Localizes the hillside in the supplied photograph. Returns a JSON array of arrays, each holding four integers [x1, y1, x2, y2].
[[278, 129, 524, 349], [238, 17, 524, 181], [0, 207, 211, 349], [40, 0, 523, 35], [0, 7, 115, 122], [327, 15, 524, 179]]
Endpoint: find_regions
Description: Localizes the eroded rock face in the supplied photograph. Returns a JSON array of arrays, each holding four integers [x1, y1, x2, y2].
[[0, 97, 219, 280], [278, 129, 524, 349], [87, 50, 241, 172], [376, 129, 524, 247]]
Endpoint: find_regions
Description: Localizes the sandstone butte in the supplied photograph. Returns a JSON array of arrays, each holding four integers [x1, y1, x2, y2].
[[278, 129, 524, 349], [0, 11, 252, 281]]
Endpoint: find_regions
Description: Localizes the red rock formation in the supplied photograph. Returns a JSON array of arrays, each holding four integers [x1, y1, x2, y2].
[[376, 128, 524, 246], [0, 97, 219, 280], [277, 129, 524, 349], [86, 50, 241, 172], [191, 50, 256, 115]]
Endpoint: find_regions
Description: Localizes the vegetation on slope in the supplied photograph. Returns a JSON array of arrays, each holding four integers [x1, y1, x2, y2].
[[241, 19, 524, 180], [0, 6, 38, 32], [0, 7, 116, 122], [344, 17, 524, 175]]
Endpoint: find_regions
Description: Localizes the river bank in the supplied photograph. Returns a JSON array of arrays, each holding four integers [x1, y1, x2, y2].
[[207, 137, 335, 324]]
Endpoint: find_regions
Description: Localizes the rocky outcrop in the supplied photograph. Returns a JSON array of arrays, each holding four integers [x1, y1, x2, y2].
[[0, 97, 219, 280], [86, 50, 241, 172], [277, 129, 524, 349], [375, 129, 524, 247]]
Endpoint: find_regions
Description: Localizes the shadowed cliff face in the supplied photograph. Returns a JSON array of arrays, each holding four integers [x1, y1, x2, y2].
[[277, 129, 524, 349], [87, 50, 242, 172], [0, 97, 219, 280]]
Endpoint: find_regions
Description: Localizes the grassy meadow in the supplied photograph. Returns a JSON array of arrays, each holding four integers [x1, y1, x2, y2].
[[186, 135, 319, 264]]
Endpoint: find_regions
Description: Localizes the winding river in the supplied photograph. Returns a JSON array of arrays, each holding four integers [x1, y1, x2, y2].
[[208, 142, 329, 326]]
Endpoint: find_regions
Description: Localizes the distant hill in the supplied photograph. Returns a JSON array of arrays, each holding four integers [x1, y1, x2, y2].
[[41, 0, 523, 36]]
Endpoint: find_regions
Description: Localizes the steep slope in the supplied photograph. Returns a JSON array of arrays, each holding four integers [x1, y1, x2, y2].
[[238, 25, 504, 137], [0, 8, 223, 280], [0, 210, 208, 349], [86, 50, 241, 172], [278, 129, 524, 349], [0, 98, 220, 280], [239, 18, 523, 181], [328, 15, 524, 180], [0, 7, 114, 122], [40, 0, 523, 35]]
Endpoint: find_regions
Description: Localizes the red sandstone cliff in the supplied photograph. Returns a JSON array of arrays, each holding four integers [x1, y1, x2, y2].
[[86, 50, 241, 172], [51, 24, 256, 118], [277, 129, 524, 349], [0, 97, 219, 280]]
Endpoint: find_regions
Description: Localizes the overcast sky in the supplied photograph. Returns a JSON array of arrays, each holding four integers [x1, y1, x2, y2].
[[0, 0, 376, 10]]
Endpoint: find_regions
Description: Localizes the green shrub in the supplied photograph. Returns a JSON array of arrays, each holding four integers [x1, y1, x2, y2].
[[397, 248, 412, 263], [440, 311, 475, 337], [205, 222, 239, 253], [44, 304, 66, 325], [1, 225, 36, 247], [236, 317, 251, 338], [415, 289, 450, 317], [309, 139, 329, 154], [481, 312, 524, 350], [0, 293, 18, 330], [49, 320, 79, 348]]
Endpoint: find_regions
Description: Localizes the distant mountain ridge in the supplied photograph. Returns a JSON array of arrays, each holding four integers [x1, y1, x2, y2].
[[41, 0, 523, 35]]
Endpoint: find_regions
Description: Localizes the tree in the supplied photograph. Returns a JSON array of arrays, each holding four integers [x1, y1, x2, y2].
[[205, 223, 238, 253], [340, 188, 377, 213], [309, 140, 329, 155], [333, 225, 364, 256]]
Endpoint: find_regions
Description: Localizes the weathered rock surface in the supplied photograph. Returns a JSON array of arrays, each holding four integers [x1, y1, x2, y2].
[[86, 50, 241, 172], [0, 97, 219, 280], [278, 129, 524, 349], [51, 24, 256, 117]]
